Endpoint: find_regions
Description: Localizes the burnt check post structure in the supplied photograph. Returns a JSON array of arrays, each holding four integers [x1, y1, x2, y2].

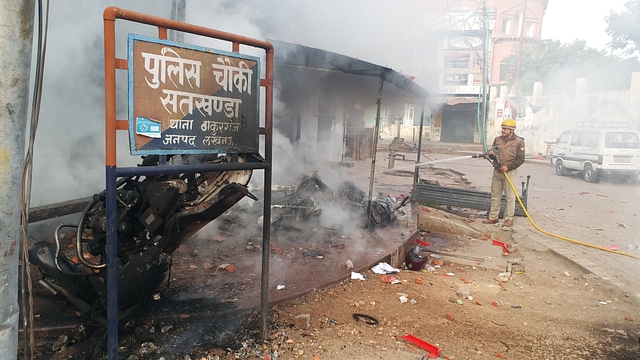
[[103, 7, 273, 359]]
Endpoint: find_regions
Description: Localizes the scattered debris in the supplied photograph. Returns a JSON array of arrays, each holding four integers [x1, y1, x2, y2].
[[492, 239, 511, 253], [395, 334, 441, 358], [351, 272, 366, 281], [215, 263, 236, 273], [371, 262, 400, 274], [294, 314, 311, 329], [51, 335, 69, 352], [352, 313, 379, 325]]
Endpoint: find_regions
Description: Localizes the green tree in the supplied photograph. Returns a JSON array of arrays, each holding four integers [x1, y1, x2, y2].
[[605, 0, 640, 56], [501, 40, 640, 95]]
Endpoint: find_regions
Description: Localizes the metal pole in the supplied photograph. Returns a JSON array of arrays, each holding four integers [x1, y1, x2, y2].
[[102, 9, 119, 360], [482, 0, 489, 150], [366, 76, 384, 229], [0, 1, 35, 359], [413, 103, 425, 185], [260, 47, 274, 340]]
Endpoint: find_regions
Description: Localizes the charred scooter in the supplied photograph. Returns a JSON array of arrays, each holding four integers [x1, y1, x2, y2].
[[28, 154, 258, 324]]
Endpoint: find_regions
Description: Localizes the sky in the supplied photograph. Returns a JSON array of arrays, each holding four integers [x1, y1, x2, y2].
[[542, 0, 628, 51]]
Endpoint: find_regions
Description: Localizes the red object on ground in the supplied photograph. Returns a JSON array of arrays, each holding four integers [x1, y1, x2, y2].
[[492, 239, 511, 253], [417, 239, 432, 247], [396, 334, 441, 358]]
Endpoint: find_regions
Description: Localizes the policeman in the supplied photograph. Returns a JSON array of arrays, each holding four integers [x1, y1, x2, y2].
[[482, 119, 525, 227]]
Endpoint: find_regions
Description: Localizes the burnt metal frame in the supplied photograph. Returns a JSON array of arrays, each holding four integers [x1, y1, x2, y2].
[[103, 7, 273, 359]]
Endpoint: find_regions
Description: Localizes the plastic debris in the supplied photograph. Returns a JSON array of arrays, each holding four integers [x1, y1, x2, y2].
[[276, 285, 285, 290], [395, 334, 441, 358], [399, 295, 408, 303], [492, 239, 511, 253], [345, 259, 354, 269], [417, 239, 432, 247], [371, 262, 400, 274], [351, 272, 366, 281]]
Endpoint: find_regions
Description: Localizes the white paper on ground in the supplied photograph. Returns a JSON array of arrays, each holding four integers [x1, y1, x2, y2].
[[371, 262, 400, 274]]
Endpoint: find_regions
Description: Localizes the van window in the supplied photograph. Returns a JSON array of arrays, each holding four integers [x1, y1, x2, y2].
[[557, 131, 571, 144], [584, 131, 599, 147], [570, 131, 586, 146], [605, 131, 640, 149]]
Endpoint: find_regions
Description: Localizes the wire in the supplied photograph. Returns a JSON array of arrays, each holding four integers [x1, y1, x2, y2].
[[20, 0, 50, 358], [502, 170, 640, 260]]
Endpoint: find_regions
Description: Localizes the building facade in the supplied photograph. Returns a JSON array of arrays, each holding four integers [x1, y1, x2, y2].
[[402, 0, 548, 144]]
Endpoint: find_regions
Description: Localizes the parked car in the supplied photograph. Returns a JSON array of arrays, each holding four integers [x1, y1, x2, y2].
[[551, 127, 640, 183]]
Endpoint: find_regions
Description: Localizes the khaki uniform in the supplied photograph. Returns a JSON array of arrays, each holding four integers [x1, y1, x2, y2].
[[488, 133, 525, 221]]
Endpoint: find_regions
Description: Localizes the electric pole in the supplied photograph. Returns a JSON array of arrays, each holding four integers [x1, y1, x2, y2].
[[0, 0, 35, 358]]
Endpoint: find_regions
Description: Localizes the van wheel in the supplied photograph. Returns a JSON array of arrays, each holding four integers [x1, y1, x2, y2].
[[555, 160, 566, 176], [583, 164, 599, 183]]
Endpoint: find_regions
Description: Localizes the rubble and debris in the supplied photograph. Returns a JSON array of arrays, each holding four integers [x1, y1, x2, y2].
[[294, 314, 311, 329], [492, 239, 511, 253], [215, 263, 236, 273], [350, 272, 365, 281], [371, 262, 400, 274], [395, 334, 441, 358], [51, 335, 69, 352], [352, 313, 379, 325]]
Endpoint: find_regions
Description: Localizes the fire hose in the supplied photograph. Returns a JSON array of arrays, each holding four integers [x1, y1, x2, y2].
[[475, 149, 640, 260]]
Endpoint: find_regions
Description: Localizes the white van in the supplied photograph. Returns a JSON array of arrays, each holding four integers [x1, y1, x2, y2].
[[551, 127, 640, 183]]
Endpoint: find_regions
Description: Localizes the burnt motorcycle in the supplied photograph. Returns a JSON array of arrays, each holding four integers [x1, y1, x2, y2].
[[28, 154, 257, 324]]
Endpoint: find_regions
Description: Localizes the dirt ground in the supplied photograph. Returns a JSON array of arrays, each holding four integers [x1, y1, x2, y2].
[[263, 225, 640, 360], [25, 151, 640, 360]]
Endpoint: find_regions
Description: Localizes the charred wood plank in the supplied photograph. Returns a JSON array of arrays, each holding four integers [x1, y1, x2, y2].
[[28, 196, 93, 223]]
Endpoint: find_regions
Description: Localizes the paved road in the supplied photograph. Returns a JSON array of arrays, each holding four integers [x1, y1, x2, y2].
[[425, 153, 640, 298]]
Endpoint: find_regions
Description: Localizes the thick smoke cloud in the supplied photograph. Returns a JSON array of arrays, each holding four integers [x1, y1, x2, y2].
[[32, 0, 428, 206]]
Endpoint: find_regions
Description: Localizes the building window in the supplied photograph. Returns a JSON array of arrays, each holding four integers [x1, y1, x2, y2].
[[515, 11, 523, 36], [443, 54, 470, 68], [526, 22, 535, 37], [502, 18, 512, 35], [499, 59, 513, 82]]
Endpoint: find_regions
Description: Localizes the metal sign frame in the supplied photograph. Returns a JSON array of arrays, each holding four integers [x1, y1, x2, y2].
[[103, 7, 274, 359]]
